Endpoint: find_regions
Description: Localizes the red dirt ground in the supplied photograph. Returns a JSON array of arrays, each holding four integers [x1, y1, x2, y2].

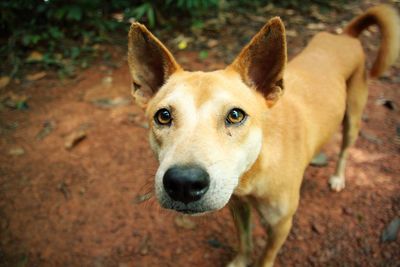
[[1, 5, 400, 267]]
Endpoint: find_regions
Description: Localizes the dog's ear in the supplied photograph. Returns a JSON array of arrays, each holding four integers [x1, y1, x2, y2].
[[228, 17, 287, 107], [128, 23, 181, 107]]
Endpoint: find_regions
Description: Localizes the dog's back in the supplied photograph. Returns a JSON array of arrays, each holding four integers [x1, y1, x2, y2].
[[278, 4, 400, 164]]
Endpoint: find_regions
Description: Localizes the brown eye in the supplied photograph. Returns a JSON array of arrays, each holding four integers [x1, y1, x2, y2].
[[155, 108, 172, 125], [226, 108, 246, 125]]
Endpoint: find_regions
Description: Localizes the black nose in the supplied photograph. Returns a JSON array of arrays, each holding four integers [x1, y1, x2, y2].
[[163, 165, 210, 204]]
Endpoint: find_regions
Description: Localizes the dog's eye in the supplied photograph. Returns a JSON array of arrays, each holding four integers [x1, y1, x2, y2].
[[226, 108, 246, 125], [154, 108, 172, 125]]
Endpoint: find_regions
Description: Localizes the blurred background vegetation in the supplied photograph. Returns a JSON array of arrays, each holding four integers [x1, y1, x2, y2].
[[0, 0, 340, 81]]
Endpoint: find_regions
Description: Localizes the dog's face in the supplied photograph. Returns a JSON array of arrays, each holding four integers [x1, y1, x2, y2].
[[146, 70, 265, 213], [128, 19, 286, 214]]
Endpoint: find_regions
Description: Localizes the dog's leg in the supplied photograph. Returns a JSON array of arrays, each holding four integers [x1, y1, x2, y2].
[[253, 198, 297, 267], [257, 215, 293, 267], [329, 64, 368, 191], [227, 196, 252, 267]]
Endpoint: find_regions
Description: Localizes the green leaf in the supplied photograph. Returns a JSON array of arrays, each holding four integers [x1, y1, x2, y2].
[[66, 6, 82, 21], [147, 6, 155, 27], [49, 27, 63, 40], [133, 4, 148, 19], [70, 47, 80, 59], [53, 8, 67, 20], [22, 35, 41, 46], [198, 50, 208, 60]]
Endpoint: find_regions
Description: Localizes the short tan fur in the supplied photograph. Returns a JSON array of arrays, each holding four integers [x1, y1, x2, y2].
[[127, 5, 399, 267]]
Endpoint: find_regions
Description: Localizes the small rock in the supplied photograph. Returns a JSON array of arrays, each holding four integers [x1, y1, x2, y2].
[[360, 131, 382, 145], [58, 182, 70, 200], [376, 98, 398, 111], [310, 152, 328, 167], [174, 215, 197, 230], [127, 113, 148, 128], [395, 125, 400, 145], [207, 238, 223, 248], [102, 76, 113, 85], [361, 113, 369, 122], [342, 207, 353, 215], [383, 251, 392, 259], [335, 27, 343, 34], [8, 147, 25, 156], [381, 217, 400, 242], [256, 236, 266, 247], [295, 234, 304, 241], [79, 187, 86, 195], [311, 222, 325, 234], [175, 247, 182, 255], [118, 262, 130, 267], [64, 129, 87, 150], [36, 120, 56, 140], [91, 97, 130, 109], [137, 234, 150, 255]]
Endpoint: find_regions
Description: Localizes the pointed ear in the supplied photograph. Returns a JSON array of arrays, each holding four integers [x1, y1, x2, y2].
[[228, 17, 287, 107], [128, 23, 181, 107]]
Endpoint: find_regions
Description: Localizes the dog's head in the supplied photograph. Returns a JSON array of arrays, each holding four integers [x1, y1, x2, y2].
[[128, 18, 286, 214]]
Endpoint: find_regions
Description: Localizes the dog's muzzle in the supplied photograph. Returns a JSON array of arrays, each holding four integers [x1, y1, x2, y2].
[[163, 165, 210, 204]]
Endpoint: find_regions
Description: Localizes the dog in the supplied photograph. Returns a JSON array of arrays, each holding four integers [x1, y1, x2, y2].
[[127, 4, 399, 267]]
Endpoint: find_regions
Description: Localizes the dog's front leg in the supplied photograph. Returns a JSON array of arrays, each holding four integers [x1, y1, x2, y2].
[[227, 196, 253, 267], [258, 216, 293, 267], [253, 198, 297, 267]]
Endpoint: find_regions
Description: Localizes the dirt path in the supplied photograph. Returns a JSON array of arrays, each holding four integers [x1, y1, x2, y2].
[[1, 3, 400, 267]]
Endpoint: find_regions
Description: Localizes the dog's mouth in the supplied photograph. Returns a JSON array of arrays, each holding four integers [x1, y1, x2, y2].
[[176, 208, 199, 215], [160, 199, 213, 215]]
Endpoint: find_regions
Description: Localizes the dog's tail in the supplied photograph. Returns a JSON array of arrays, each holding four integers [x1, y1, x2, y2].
[[343, 4, 400, 78]]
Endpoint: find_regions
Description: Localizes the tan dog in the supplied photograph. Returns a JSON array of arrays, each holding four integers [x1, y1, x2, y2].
[[127, 5, 399, 267]]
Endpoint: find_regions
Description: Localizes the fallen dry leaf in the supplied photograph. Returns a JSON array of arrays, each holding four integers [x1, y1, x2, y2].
[[26, 72, 47, 81], [307, 23, 326, 31], [286, 29, 298, 37], [178, 40, 188, 50], [26, 51, 44, 62], [2, 92, 28, 110], [0, 76, 11, 89], [206, 39, 219, 48], [8, 147, 25, 156]]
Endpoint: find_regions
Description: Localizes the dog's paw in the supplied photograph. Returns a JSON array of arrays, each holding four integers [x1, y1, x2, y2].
[[329, 175, 345, 192], [226, 255, 249, 267]]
